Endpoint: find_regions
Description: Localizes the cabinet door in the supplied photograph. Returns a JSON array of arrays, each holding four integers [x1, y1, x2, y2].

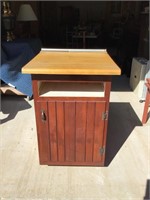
[[47, 100, 106, 166], [36, 100, 106, 165]]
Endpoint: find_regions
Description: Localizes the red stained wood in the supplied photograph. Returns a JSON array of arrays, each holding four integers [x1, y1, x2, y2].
[[35, 101, 50, 164], [32, 75, 111, 166], [56, 101, 65, 161], [85, 102, 95, 162], [48, 102, 58, 161], [64, 101, 76, 162], [142, 79, 150, 124], [75, 102, 87, 162], [93, 102, 106, 162]]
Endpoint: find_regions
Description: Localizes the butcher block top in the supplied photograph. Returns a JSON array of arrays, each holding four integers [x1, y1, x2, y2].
[[22, 49, 121, 75]]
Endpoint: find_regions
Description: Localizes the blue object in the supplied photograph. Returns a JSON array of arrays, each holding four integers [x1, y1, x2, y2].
[[1, 39, 41, 97]]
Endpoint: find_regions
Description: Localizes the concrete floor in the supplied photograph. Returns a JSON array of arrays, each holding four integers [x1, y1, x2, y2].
[[0, 75, 150, 200]]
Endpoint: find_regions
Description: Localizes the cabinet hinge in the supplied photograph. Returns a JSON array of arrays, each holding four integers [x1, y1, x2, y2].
[[99, 147, 105, 155], [102, 111, 108, 120]]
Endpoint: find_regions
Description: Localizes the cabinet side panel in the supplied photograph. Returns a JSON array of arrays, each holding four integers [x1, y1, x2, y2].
[[85, 102, 95, 162], [64, 102, 76, 162], [36, 102, 50, 164], [56, 101, 65, 162], [93, 102, 106, 162], [48, 102, 58, 161], [75, 102, 87, 162]]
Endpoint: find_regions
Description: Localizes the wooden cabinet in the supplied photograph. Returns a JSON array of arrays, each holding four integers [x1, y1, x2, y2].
[[22, 50, 121, 166], [32, 76, 110, 166]]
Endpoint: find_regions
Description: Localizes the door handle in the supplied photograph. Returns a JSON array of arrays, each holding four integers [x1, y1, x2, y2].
[[41, 110, 46, 122]]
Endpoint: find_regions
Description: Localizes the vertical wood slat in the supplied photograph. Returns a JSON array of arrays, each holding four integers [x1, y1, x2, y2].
[[48, 102, 58, 161], [64, 102, 76, 162], [56, 102, 65, 161], [85, 102, 95, 162], [75, 102, 87, 162], [93, 102, 106, 162], [36, 101, 50, 163]]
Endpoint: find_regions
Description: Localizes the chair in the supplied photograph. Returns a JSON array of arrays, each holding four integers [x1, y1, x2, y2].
[[1, 39, 41, 98], [142, 78, 150, 124]]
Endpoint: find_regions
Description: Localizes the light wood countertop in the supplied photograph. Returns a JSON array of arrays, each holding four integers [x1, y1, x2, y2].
[[22, 49, 121, 75]]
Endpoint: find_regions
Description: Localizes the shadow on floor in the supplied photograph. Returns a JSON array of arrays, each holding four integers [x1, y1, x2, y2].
[[0, 95, 32, 124], [111, 75, 131, 92], [105, 102, 142, 166], [144, 179, 150, 200]]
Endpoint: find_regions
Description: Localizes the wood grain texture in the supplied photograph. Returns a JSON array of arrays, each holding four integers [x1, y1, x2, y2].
[[35, 101, 50, 164], [48, 102, 58, 161], [36, 100, 106, 165], [85, 102, 95, 162], [22, 51, 121, 75], [64, 101, 76, 162], [56, 101, 65, 161], [93, 102, 106, 162], [75, 102, 87, 162]]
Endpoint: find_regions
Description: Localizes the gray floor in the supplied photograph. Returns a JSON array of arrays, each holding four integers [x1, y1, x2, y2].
[[0, 75, 150, 200]]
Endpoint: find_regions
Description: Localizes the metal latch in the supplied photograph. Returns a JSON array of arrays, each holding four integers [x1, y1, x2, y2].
[[102, 111, 108, 120], [41, 110, 46, 122], [99, 147, 105, 155]]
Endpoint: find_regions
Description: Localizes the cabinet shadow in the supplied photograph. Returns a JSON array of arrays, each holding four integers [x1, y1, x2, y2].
[[0, 95, 31, 124], [143, 179, 150, 200], [105, 102, 142, 166]]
